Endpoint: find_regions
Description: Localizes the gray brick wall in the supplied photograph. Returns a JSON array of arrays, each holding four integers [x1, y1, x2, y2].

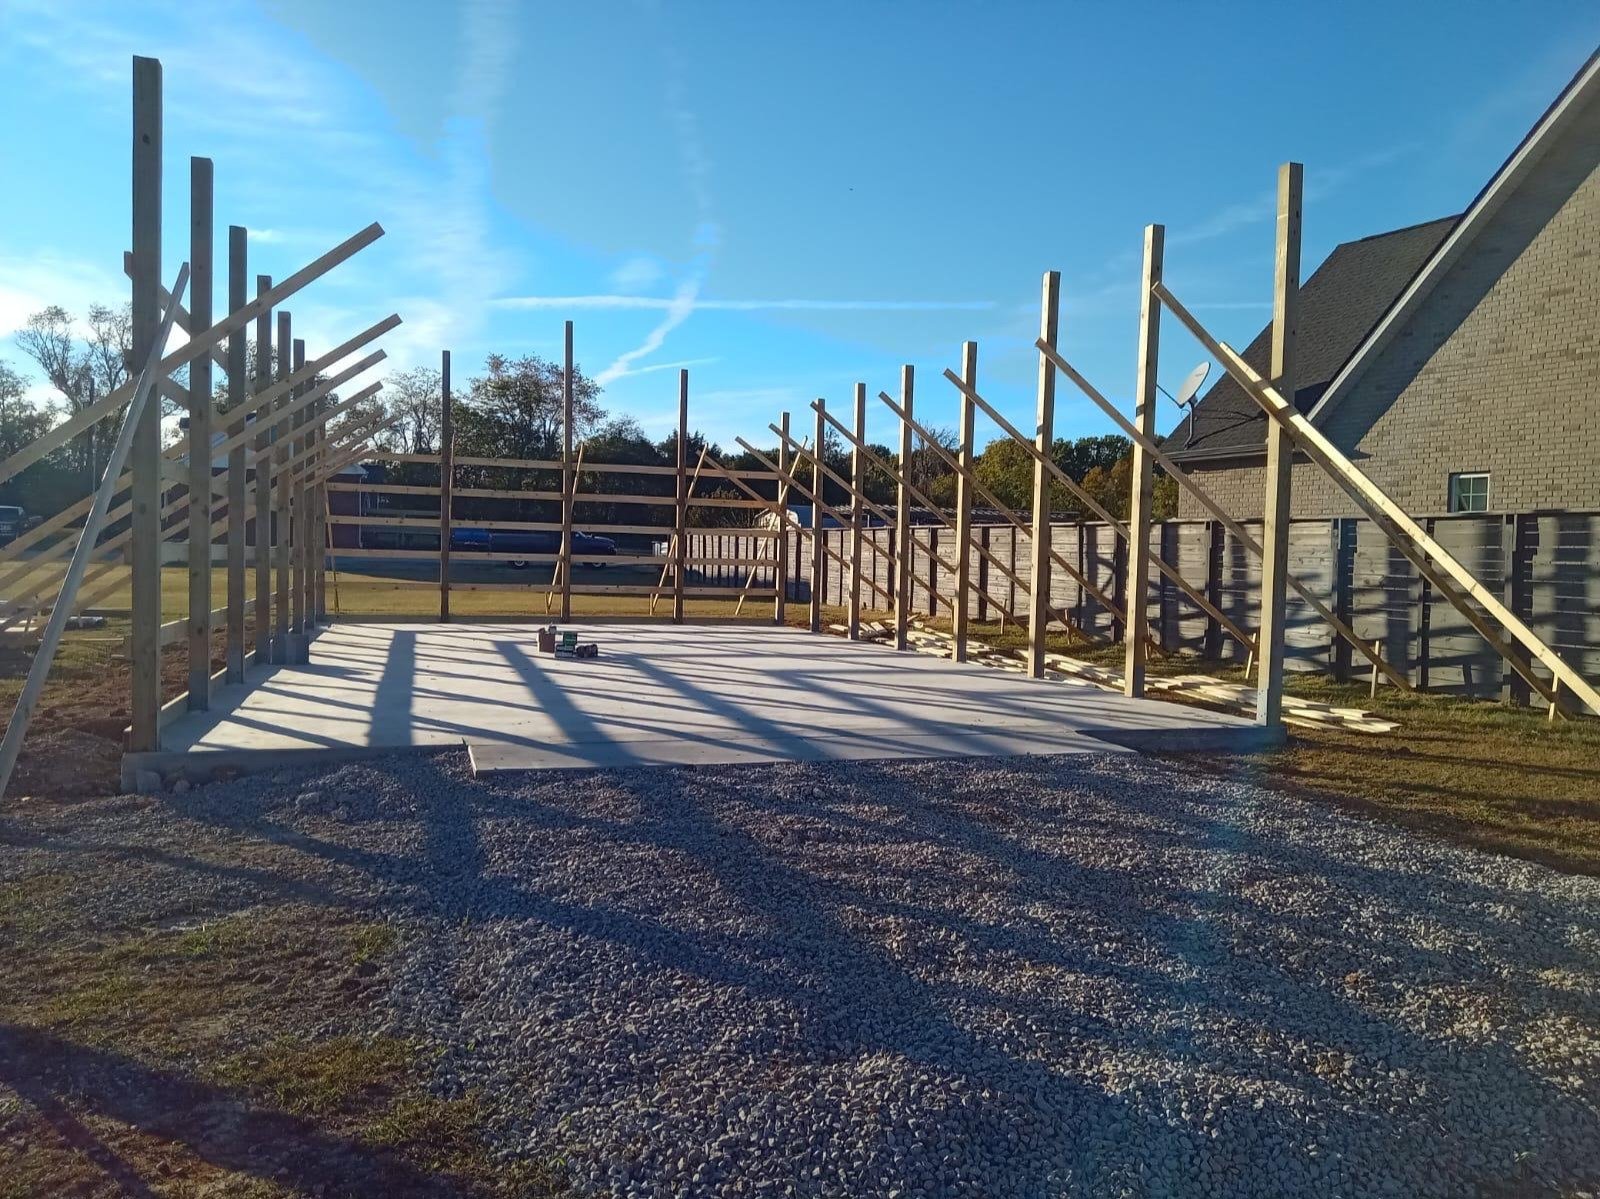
[[1178, 98, 1600, 521]]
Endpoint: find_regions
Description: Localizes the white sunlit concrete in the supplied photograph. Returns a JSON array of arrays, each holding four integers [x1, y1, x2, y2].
[[129, 622, 1278, 782]]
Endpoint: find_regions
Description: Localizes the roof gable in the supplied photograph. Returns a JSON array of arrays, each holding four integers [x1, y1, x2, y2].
[[1306, 49, 1600, 428], [1165, 216, 1455, 460]]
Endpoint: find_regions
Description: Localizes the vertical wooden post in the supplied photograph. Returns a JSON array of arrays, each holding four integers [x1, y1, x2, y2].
[[848, 382, 865, 639], [224, 225, 247, 682], [186, 156, 214, 710], [302, 360, 319, 632], [252, 275, 272, 665], [953, 341, 977, 661], [129, 55, 162, 752], [439, 350, 453, 622], [273, 311, 292, 662], [560, 320, 574, 622], [774, 411, 790, 625], [309, 388, 325, 627], [1124, 225, 1164, 697], [1256, 163, 1302, 727], [1027, 272, 1060, 679], [673, 369, 688, 623], [290, 337, 307, 639], [977, 525, 990, 623], [895, 366, 914, 651], [809, 400, 825, 633]]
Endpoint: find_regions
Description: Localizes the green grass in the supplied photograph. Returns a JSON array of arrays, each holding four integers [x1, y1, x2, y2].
[[0, 898, 568, 1196]]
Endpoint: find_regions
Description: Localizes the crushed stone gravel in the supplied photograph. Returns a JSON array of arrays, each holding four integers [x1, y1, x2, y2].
[[5, 749, 1598, 1196]]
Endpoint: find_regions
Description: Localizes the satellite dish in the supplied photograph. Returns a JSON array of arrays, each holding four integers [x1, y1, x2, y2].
[[1173, 361, 1210, 409], [1155, 362, 1211, 449]]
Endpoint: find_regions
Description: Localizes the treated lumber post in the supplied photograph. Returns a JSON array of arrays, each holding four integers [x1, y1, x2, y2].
[[810, 400, 825, 633], [1124, 224, 1164, 698], [252, 275, 272, 665], [894, 367, 914, 650], [225, 226, 247, 682], [439, 350, 453, 622], [953, 341, 976, 661], [273, 312, 292, 661], [311, 387, 326, 626], [187, 156, 214, 710], [848, 382, 865, 639], [129, 54, 162, 753], [774, 411, 790, 625], [1027, 272, 1060, 679], [673, 369, 688, 623], [291, 338, 307, 639], [560, 320, 574, 622], [1257, 163, 1302, 728]]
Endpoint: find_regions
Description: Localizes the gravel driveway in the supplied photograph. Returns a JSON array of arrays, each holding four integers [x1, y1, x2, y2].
[[9, 750, 1600, 1196]]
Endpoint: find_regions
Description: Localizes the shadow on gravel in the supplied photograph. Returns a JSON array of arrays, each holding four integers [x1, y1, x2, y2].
[[144, 748, 1600, 1193], [0, 1024, 460, 1196]]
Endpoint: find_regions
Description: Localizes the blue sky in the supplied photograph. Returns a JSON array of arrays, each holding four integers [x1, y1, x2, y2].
[[1, 1, 1595, 450]]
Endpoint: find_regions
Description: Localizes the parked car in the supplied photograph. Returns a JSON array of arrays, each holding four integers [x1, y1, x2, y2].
[[449, 527, 616, 568], [0, 505, 40, 544]]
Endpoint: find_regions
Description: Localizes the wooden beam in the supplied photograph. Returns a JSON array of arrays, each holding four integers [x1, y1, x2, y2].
[[952, 341, 976, 662], [273, 312, 291, 661], [673, 369, 688, 623], [1257, 163, 1302, 727], [799, 406, 1027, 628], [733, 438, 899, 609], [848, 381, 865, 640], [291, 337, 307, 637], [252, 276, 272, 666], [870, 391, 1108, 634], [0, 263, 186, 798], [560, 320, 575, 622], [1038, 339, 1411, 692], [439, 349, 453, 622], [187, 155, 214, 711], [128, 54, 162, 753], [1154, 278, 1592, 715], [895, 367, 914, 651], [1124, 225, 1163, 698], [811, 400, 825, 633], [943, 368, 1254, 654], [225, 226, 247, 682], [0, 223, 388, 490], [774, 411, 790, 625], [1027, 272, 1060, 679]]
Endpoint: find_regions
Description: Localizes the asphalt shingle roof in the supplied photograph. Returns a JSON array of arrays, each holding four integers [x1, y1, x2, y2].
[[1164, 215, 1458, 460]]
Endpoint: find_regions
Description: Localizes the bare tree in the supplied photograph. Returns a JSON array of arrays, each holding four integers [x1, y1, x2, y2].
[[14, 302, 138, 482], [384, 366, 443, 454]]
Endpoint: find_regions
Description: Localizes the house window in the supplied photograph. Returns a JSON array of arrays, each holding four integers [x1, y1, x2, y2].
[[1448, 472, 1490, 513]]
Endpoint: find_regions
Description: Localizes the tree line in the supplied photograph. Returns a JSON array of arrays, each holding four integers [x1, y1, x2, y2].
[[1, 301, 1175, 527]]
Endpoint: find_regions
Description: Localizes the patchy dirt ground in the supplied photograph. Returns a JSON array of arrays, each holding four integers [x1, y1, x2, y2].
[[0, 630, 244, 800], [3, 751, 1597, 1197], [0, 783, 567, 1198]]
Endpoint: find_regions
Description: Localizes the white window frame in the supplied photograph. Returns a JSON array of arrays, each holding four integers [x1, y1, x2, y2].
[[1448, 471, 1490, 513]]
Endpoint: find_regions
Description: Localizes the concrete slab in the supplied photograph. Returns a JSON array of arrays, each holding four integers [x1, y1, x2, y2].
[[135, 622, 1278, 782]]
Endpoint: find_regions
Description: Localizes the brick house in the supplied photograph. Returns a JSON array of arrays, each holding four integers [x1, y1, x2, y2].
[[1167, 50, 1600, 520]]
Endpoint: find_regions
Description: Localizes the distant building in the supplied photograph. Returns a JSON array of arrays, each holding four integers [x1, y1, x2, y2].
[[1166, 51, 1600, 520]]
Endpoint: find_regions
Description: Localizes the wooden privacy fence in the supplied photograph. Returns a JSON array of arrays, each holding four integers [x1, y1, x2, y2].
[[681, 507, 1600, 715]]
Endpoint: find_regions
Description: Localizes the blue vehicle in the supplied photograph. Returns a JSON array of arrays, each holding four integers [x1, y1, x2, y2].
[[450, 527, 616, 568]]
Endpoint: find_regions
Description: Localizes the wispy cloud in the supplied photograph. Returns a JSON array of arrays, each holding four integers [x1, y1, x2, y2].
[[1168, 143, 1416, 249], [593, 279, 700, 386], [500, 295, 997, 312], [606, 356, 720, 380], [610, 256, 667, 294], [593, 9, 721, 384]]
